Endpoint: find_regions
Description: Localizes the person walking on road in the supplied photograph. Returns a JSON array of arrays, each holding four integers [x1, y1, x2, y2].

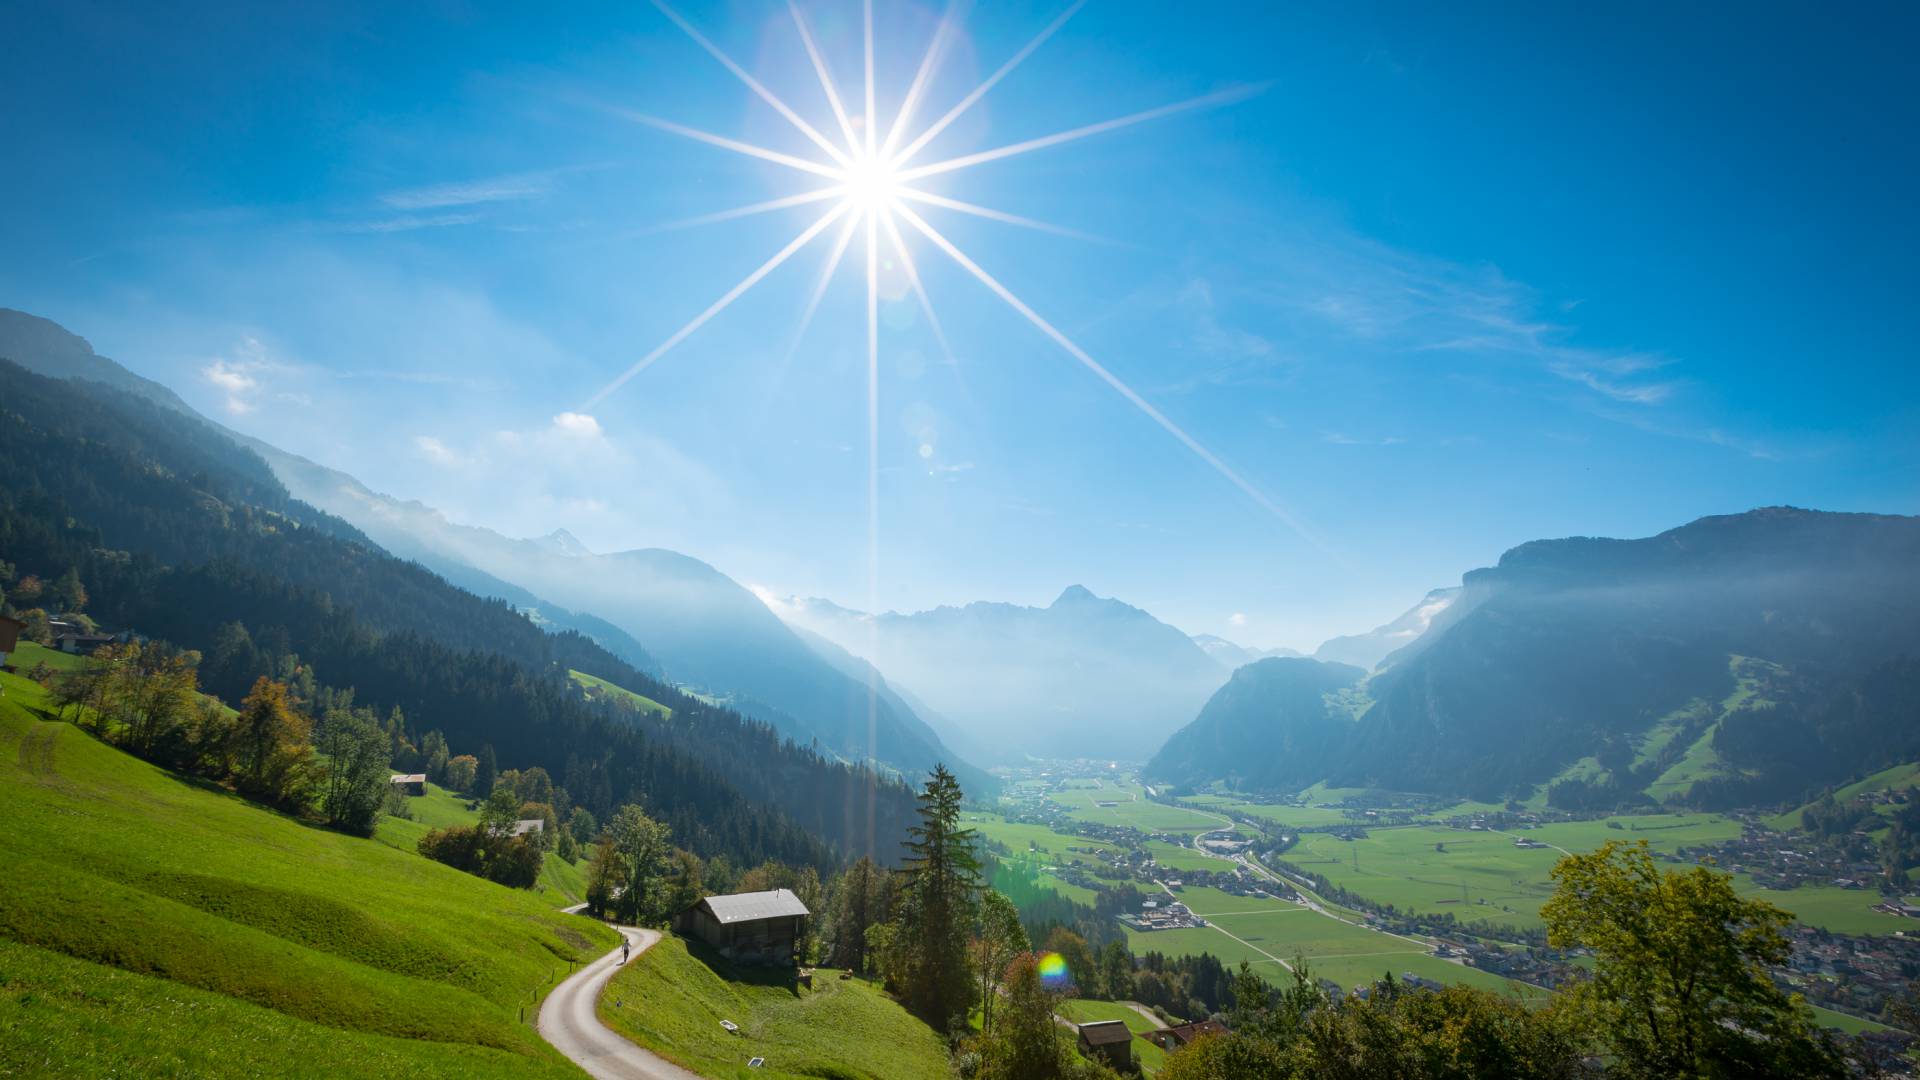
[[621, 938, 630, 964]]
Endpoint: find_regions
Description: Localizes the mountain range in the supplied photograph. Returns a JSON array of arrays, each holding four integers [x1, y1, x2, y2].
[[772, 586, 1231, 761], [1150, 507, 1920, 808]]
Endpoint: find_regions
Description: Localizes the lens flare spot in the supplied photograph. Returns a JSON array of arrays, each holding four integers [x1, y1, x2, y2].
[[1036, 951, 1072, 988]]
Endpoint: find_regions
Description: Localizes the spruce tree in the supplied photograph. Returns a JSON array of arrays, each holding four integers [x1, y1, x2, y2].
[[896, 764, 982, 1032]]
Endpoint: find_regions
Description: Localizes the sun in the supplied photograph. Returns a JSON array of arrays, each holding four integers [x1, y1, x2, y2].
[[587, 0, 1317, 557], [839, 152, 906, 217]]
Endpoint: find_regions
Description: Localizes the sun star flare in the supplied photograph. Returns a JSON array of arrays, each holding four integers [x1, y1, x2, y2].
[[593, 1, 1311, 554]]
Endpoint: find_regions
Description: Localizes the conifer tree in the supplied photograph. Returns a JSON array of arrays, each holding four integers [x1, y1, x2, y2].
[[895, 764, 982, 1031]]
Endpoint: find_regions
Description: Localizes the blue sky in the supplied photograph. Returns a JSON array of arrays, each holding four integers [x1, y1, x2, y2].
[[3, 1, 1915, 649]]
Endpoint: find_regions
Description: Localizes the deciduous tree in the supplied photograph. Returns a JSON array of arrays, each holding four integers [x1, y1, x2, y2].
[[317, 705, 392, 836], [1543, 840, 1846, 1079]]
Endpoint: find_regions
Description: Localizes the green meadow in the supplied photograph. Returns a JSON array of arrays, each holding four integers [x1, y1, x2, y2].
[[0, 662, 616, 1078], [568, 669, 672, 717], [599, 935, 947, 1080], [1181, 796, 1356, 829], [1284, 827, 1566, 930], [1043, 780, 1228, 834], [1059, 997, 1169, 1075], [1280, 815, 1745, 932]]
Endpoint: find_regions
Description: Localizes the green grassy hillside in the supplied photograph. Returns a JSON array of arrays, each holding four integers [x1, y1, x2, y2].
[[599, 935, 948, 1080], [0, 664, 617, 1078], [569, 669, 672, 718]]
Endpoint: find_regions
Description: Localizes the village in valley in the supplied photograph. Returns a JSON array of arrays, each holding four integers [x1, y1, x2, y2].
[[969, 756, 1920, 1060]]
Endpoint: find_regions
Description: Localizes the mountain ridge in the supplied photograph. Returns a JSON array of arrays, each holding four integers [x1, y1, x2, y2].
[[1150, 507, 1920, 808]]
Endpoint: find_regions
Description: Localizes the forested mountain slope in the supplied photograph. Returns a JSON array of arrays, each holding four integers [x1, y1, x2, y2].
[[1151, 509, 1920, 808], [0, 359, 916, 865], [1146, 657, 1366, 790], [256, 444, 986, 794]]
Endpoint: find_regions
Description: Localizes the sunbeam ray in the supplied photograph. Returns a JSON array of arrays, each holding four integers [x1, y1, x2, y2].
[[880, 208, 956, 366], [646, 186, 848, 234], [892, 202, 1329, 552], [878, 0, 968, 162], [786, 210, 862, 359], [894, 187, 1106, 243], [891, 0, 1086, 167], [787, 0, 861, 156], [650, 0, 854, 169], [612, 108, 847, 181], [862, 0, 877, 158], [584, 203, 851, 408], [898, 83, 1268, 182], [863, 206, 881, 771]]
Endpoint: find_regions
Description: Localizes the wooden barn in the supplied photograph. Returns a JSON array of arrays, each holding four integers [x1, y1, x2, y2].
[[1076, 1020, 1133, 1070], [673, 888, 810, 966], [389, 773, 427, 796]]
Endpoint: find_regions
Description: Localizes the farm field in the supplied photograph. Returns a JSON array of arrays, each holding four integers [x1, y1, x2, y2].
[[1164, 884, 1293, 916], [965, 814, 1123, 865], [1736, 880, 1919, 937], [1277, 814, 1866, 934], [1143, 839, 1224, 874], [1178, 795, 1355, 829], [600, 935, 947, 1080], [1808, 1003, 1900, 1036], [1043, 781, 1228, 834], [1284, 826, 1565, 930], [1526, 813, 1740, 855], [1059, 998, 1169, 1075], [0, 663, 615, 1078]]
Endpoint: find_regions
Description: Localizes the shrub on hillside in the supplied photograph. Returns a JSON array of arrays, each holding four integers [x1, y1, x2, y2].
[[416, 825, 542, 889]]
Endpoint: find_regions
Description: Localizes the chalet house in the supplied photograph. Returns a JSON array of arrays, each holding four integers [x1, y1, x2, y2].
[[45, 620, 139, 656], [0, 615, 23, 669], [53, 630, 118, 655], [1145, 1019, 1227, 1049], [1075, 1020, 1132, 1069], [673, 889, 809, 966], [389, 774, 427, 796]]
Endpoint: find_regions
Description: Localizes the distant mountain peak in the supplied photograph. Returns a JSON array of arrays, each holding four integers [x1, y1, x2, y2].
[[1052, 584, 1099, 606], [533, 528, 593, 558]]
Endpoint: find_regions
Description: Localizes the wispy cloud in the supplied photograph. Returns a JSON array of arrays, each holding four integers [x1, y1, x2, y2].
[[380, 171, 554, 210], [199, 336, 292, 414], [202, 358, 260, 413], [1321, 432, 1407, 446], [331, 213, 483, 234]]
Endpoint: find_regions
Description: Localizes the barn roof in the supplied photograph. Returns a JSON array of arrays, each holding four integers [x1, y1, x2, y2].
[[699, 888, 810, 924], [1078, 1020, 1132, 1046]]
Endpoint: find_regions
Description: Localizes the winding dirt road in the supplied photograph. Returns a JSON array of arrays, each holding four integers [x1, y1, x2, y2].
[[538, 923, 703, 1080]]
